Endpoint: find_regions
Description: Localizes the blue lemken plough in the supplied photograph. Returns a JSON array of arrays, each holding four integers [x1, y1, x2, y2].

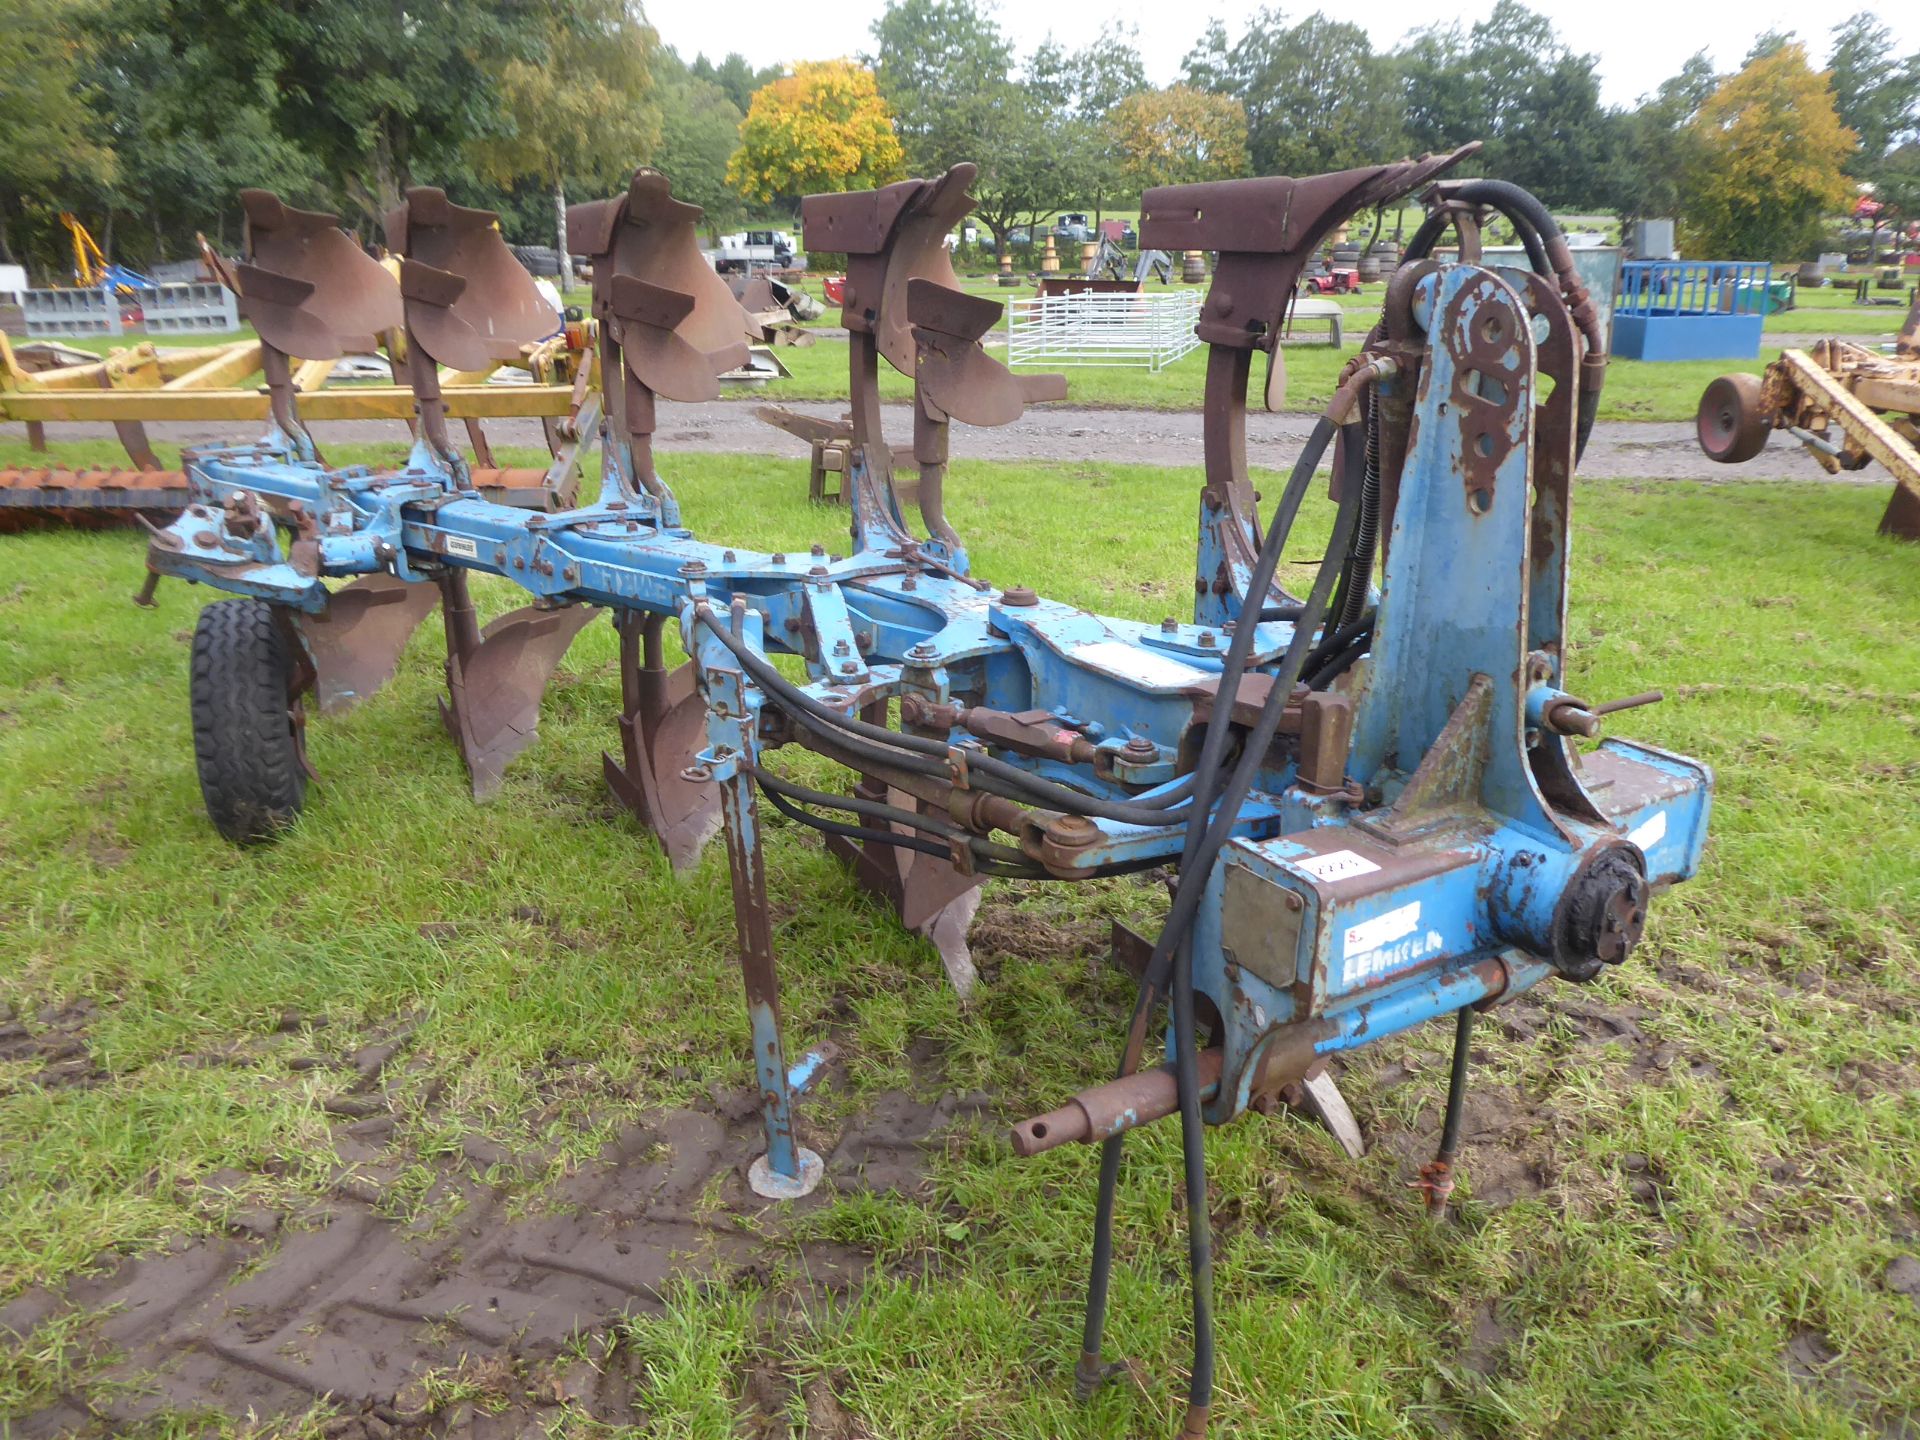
[[140, 146, 1709, 1433]]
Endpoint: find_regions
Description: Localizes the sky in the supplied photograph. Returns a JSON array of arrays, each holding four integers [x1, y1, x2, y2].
[[651, 0, 1919, 110]]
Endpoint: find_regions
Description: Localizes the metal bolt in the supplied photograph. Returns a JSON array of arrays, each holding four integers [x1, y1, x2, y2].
[[723, 550, 736, 563], [811, 543, 825, 557], [608, 500, 627, 511], [839, 660, 858, 674], [527, 514, 546, 528], [1001, 585, 1038, 607], [1199, 630, 1216, 647], [1123, 735, 1157, 758], [908, 642, 936, 660], [901, 575, 917, 591], [810, 565, 828, 577], [1161, 616, 1178, 633], [771, 552, 786, 564], [1284, 892, 1304, 912], [680, 560, 707, 576], [832, 639, 850, 656]]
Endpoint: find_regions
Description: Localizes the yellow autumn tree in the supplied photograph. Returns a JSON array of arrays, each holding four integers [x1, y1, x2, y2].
[[1678, 44, 1857, 260], [1107, 85, 1249, 194], [725, 60, 905, 205]]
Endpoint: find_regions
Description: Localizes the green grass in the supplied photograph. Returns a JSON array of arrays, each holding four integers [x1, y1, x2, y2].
[[1, 433, 1917, 1437]]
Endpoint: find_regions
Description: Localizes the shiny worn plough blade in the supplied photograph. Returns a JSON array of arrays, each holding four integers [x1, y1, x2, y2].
[[296, 574, 442, 714], [440, 603, 601, 799], [603, 614, 722, 871]]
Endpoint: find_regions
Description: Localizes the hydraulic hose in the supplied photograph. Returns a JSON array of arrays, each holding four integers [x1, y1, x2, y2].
[[695, 613, 1205, 828], [1079, 410, 1362, 1431]]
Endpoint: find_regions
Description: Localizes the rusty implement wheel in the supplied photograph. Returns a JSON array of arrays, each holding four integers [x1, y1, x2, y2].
[[1696, 373, 1770, 464], [190, 598, 309, 844]]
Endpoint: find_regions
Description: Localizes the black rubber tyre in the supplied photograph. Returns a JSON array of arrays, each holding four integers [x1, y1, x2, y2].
[[1696, 373, 1770, 463], [190, 598, 307, 844]]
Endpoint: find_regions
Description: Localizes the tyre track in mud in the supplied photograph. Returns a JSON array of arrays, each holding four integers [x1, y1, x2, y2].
[[0, 1019, 990, 1438]]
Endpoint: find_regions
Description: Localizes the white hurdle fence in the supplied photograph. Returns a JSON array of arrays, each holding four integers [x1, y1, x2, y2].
[[1005, 289, 1202, 372]]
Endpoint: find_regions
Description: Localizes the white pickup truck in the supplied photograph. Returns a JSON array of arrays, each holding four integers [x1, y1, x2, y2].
[[714, 229, 798, 274]]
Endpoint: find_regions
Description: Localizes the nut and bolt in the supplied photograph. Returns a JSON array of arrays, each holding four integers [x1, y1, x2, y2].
[[810, 543, 825, 557], [771, 552, 786, 564], [832, 639, 850, 656], [723, 550, 736, 563], [908, 642, 937, 661], [680, 560, 707, 576], [839, 660, 858, 675], [1161, 616, 1179, 633], [1001, 585, 1038, 607], [1199, 630, 1217, 647], [901, 575, 917, 591]]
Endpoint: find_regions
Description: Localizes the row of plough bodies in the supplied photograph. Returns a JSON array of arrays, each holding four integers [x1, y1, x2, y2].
[[0, 193, 599, 530], [143, 148, 1712, 1434]]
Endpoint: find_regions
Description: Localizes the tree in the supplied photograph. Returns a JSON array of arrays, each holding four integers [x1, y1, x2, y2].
[[0, 0, 116, 266], [1184, 10, 1404, 177], [166, 0, 546, 222], [1612, 53, 1720, 226], [1679, 44, 1857, 259], [654, 52, 747, 234], [472, 0, 660, 287], [869, 0, 1014, 179], [1107, 86, 1248, 193], [868, 0, 1090, 247], [690, 52, 779, 113], [726, 61, 904, 206], [1827, 12, 1920, 170]]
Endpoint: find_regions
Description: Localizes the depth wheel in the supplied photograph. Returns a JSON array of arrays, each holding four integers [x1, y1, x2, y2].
[[190, 598, 308, 844], [1696, 373, 1770, 463]]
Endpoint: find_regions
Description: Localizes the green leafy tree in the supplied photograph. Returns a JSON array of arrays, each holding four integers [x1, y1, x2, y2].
[[690, 52, 779, 113], [1184, 10, 1404, 177], [654, 51, 747, 234], [471, 0, 661, 287], [869, 0, 1015, 180], [1679, 43, 1858, 259], [1611, 53, 1720, 226], [726, 60, 904, 207], [0, 0, 116, 267], [167, 0, 547, 222], [1827, 12, 1920, 171]]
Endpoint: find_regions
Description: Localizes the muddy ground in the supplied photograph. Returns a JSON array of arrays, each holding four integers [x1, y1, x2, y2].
[[9, 932, 1906, 1438], [1, 405, 1865, 484]]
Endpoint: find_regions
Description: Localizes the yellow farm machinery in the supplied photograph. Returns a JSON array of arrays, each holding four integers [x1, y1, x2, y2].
[[1697, 288, 1920, 539]]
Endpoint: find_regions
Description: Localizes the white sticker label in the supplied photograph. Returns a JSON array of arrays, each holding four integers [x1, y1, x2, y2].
[[1073, 640, 1211, 691], [1626, 811, 1667, 851], [444, 535, 479, 559], [1343, 900, 1421, 958], [1296, 849, 1381, 883]]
